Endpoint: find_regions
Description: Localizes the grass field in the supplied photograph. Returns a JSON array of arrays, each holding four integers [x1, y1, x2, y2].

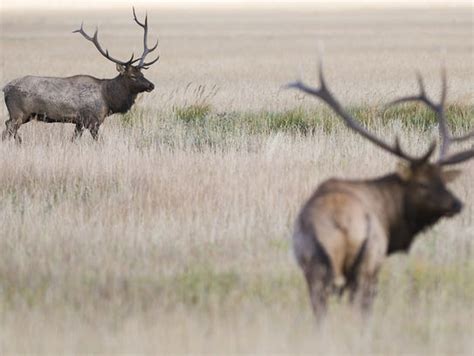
[[1, 5, 473, 354]]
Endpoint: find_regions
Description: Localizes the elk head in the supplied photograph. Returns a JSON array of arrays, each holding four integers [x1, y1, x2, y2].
[[286, 59, 474, 224], [73, 7, 159, 94]]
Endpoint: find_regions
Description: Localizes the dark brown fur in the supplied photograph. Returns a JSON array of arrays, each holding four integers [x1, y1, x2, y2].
[[2, 66, 154, 142], [293, 163, 463, 319], [287, 61, 473, 321], [2, 8, 158, 142]]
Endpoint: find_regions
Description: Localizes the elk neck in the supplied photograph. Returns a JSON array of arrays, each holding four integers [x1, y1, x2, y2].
[[102, 75, 138, 115], [369, 173, 439, 254]]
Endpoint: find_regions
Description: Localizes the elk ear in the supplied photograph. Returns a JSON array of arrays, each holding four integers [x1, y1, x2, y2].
[[116, 64, 126, 74], [442, 169, 462, 183], [396, 162, 412, 181]]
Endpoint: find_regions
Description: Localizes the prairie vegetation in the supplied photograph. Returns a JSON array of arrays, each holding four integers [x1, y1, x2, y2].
[[0, 5, 473, 354]]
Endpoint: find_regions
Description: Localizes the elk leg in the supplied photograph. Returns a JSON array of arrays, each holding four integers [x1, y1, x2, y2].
[[2, 118, 23, 143], [349, 272, 378, 315], [304, 261, 331, 321], [3, 98, 21, 141], [71, 123, 84, 141], [88, 124, 100, 141], [1, 120, 13, 141]]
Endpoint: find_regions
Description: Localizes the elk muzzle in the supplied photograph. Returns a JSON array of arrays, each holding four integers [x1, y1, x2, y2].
[[446, 197, 463, 216], [145, 81, 155, 92], [440, 190, 463, 217]]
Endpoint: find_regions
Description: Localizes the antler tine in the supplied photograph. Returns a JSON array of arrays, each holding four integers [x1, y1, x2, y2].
[[140, 53, 160, 69], [451, 130, 474, 142], [386, 69, 451, 155], [132, 7, 159, 69], [386, 68, 474, 165], [384, 72, 433, 110], [132, 7, 145, 27], [286, 60, 425, 163], [436, 67, 474, 150], [73, 23, 134, 66]]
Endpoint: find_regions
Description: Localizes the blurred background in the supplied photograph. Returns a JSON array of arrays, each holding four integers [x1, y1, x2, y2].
[[1, 0, 473, 113]]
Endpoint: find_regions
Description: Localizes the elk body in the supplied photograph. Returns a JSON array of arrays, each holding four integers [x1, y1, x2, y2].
[[2, 8, 159, 142], [287, 62, 474, 320]]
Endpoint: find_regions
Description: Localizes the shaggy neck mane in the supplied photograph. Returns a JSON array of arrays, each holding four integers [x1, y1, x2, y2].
[[102, 75, 138, 115], [371, 173, 441, 255]]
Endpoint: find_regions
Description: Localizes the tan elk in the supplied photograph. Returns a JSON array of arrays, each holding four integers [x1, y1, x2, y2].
[[2, 8, 158, 142], [286, 61, 474, 319]]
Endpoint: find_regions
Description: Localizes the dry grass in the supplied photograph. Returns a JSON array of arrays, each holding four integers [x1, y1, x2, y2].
[[0, 6, 474, 354], [1, 112, 473, 354]]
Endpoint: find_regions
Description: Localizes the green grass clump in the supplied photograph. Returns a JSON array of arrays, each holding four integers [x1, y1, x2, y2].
[[265, 109, 313, 134], [218, 104, 471, 137], [174, 103, 213, 124], [119, 103, 472, 151], [222, 104, 471, 136], [369, 103, 474, 131], [173, 83, 218, 124]]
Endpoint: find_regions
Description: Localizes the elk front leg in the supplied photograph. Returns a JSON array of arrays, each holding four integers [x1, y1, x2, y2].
[[88, 122, 100, 141]]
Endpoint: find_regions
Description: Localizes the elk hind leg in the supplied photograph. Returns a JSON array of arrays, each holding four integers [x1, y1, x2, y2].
[[350, 273, 378, 316], [1, 119, 13, 141], [3, 95, 26, 143], [2, 116, 24, 143], [295, 227, 333, 321], [304, 256, 332, 321], [347, 221, 382, 317]]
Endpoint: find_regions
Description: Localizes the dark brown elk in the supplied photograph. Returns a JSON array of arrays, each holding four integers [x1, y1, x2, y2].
[[2, 8, 159, 142], [286, 61, 474, 320]]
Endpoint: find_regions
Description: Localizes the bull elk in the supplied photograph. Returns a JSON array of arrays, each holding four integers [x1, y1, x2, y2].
[[2, 8, 158, 142], [286, 60, 474, 319]]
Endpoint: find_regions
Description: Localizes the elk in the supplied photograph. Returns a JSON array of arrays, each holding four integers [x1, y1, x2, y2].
[[286, 60, 474, 320], [2, 8, 159, 142]]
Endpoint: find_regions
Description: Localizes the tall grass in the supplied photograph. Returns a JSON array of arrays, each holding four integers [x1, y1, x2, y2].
[[122, 103, 473, 151], [1, 5, 473, 354], [0, 107, 473, 353]]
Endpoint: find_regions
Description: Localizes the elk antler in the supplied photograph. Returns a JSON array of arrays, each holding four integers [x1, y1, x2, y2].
[[285, 59, 434, 163], [132, 7, 160, 69], [386, 69, 474, 166], [73, 23, 135, 66]]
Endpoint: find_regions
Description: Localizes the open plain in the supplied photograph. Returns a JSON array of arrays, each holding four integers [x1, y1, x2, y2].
[[0, 5, 473, 353]]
